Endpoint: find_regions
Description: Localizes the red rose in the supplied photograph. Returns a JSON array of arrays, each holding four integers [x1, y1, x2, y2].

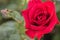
[[22, 0, 59, 40]]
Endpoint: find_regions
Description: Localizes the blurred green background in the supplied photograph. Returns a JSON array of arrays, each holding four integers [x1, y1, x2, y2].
[[0, 0, 60, 40]]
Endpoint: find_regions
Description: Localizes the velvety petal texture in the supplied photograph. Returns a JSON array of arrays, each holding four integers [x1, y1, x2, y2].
[[22, 0, 59, 40]]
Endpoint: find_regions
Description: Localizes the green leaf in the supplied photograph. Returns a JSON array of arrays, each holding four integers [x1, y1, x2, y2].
[[0, 21, 21, 40], [16, 21, 31, 40], [1, 9, 23, 23], [8, 11, 23, 23]]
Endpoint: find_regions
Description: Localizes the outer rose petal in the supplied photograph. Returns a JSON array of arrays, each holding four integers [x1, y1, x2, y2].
[[44, 1, 60, 24], [42, 1, 59, 34], [43, 12, 58, 34], [25, 29, 36, 38], [36, 33, 44, 40], [28, 0, 41, 9], [26, 29, 44, 40], [22, 10, 30, 28]]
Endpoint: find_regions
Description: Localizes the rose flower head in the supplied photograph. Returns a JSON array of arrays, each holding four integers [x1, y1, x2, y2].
[[22, 0, 59, 40]]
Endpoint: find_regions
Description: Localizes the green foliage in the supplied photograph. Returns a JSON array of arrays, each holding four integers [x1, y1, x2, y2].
[[0, 21, 21, 40], [6, 10, 23, 22], [52, 25, 60, 40], [0, 0, 60, 40]]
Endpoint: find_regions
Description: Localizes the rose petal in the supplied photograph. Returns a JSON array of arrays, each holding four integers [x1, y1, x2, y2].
[[25, 29, 36, 38], [36, 32, 44, 40], [22, 10, 30, 28], [28, 0, 41, 9], [30, 25, 46, 31], [29, 3, 43, 23], [43, 12, 58, 34]]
